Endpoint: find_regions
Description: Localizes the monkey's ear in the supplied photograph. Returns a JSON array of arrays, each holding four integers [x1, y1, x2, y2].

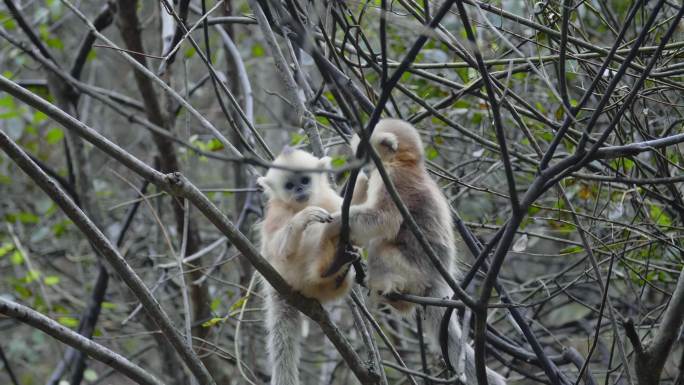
[[375, 132, 398, 153], [256, 176, 270, 193], [318, 156, 332, 169]]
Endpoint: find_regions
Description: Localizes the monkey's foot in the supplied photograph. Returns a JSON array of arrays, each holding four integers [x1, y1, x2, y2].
[[322, 244, 360, 278]]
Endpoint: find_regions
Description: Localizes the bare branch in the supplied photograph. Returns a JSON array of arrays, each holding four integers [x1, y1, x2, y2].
[[0, 297, 164, 385]]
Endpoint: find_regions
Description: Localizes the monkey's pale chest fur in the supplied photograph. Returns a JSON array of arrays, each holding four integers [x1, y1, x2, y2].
[[260, 191, 351, 302]]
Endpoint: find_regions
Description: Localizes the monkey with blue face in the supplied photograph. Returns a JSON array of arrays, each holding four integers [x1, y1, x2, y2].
[[257, 147, 358, 385]]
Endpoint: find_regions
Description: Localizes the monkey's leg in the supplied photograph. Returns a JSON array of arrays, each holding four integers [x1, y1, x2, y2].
[[346, 205, 401, 245], [366, 243, 411, 297], [277, 207, 332, 257]]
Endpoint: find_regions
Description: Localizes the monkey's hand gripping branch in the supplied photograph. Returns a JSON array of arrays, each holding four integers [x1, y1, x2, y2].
[[322, 172, 366, 284], [326, 243, 364, 285]]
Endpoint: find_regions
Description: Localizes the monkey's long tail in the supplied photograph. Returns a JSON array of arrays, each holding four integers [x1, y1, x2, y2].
[[423, 305, 507, 385], [265, 289, 302, 385]]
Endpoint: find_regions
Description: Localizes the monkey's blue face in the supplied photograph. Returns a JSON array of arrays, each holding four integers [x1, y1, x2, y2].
[[284, 173, 313, 203]]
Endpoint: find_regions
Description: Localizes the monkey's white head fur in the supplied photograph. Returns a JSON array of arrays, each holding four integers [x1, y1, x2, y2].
[[257, 147, 333, 209], [351, 118, 424, 164]]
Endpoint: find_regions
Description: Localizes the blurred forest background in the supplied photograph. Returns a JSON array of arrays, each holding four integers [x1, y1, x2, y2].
[[0, 0, 683, 384]]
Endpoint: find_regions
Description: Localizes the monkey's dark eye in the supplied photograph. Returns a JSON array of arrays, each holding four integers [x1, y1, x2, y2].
[[301, 176, 310, 185], [285, 182, 294, 190]]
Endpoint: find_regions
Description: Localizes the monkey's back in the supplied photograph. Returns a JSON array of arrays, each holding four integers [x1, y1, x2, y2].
[[385, 164, 456, 297]]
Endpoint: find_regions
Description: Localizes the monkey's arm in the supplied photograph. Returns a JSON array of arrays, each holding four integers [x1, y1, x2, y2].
[[350, 171, 369, 205], [346, 202, 401, 245], [324, 191, 401, 245], [274, 207, 332, 258]]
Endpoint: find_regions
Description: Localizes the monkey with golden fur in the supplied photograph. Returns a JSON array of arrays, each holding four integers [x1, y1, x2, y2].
[[257, 147, 356, 385], [327, 119, 507, 385]]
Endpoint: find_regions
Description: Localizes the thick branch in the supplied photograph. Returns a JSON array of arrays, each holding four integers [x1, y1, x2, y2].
[[632, 267, 684, 385]]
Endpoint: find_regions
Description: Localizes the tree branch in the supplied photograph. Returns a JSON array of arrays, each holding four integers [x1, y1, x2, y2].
[[0, 74, 378, 385], [0, 298, 164, 385], [0, 119, 216, 385], [247, 0, 324, 157]]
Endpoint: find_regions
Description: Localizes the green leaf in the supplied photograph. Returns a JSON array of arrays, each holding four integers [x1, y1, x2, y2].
[[11, 250, 24, 265], [555, 106, 565, 120], [513, 72, 528, 80], [455, 68, 469, 82], [25, 270, 41, 283], [25, 125, 38, 136], [453, 100, 470, 109], [230, 296, 247, 312], [17, 212, 39, 224], [0, 110, 19, 119], [2, 14, 16, 30], [184, 47, 196, 58], [45, 127, 64, 144], [0, 94, 16, 108], [57, 316, 79, 328], [649, 205, 672, 227], [206, 138, 224, 151], [47, 37, 64, 50], [210, 297, 221, 312], [14, 284, 31, 298], [251, 43, 265, 57], [202, 317, 225, 328], [52, 220, 72, 237], [560, 245, 583, 254], [472, 113, 483, 125], [84, 369, 98, 382], [44, 276, 60, 286], [290, 133, 306, 146], [330, 156, 346, 168], [0, 242, 14, 257], [31, 111, 47, 124], [425, 146, 439, 160]]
